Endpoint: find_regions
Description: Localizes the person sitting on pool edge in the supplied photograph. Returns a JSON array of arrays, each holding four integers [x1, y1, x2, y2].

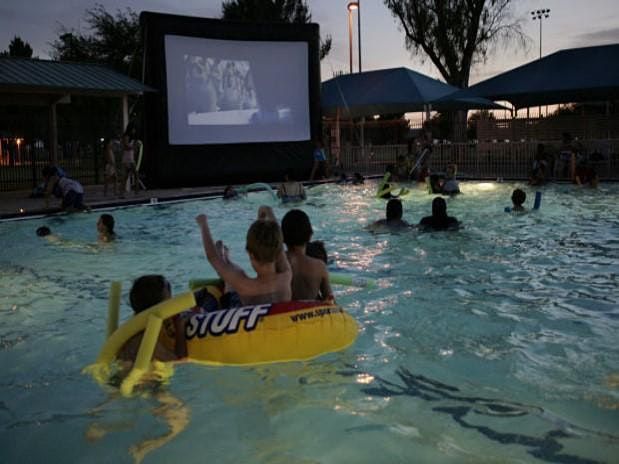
[[509, 188, 527, 213], [117, 275, 187, 363], [369, 199, 410, 232], [97, 214, 116, 242], [196, 211, 292, 306], [281, 209, 333, 301], [419, 197, 459, 231]]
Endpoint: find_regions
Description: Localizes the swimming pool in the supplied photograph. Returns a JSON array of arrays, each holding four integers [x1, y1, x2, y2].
[[1, 181, 618, 463]]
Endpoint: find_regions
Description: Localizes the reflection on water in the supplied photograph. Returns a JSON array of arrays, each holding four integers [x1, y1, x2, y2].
[[363, 367, 619, 464]]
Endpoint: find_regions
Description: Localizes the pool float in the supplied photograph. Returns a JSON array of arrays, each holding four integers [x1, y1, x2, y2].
[[376, 172, 410, 199], [87, 281, 359, 396], [533, 191, 542, 210], [237, 182, 278, 201]]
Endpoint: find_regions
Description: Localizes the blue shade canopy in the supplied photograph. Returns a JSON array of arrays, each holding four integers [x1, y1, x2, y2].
[[321, 67, 503, 118], [446, 44, 619, 109]]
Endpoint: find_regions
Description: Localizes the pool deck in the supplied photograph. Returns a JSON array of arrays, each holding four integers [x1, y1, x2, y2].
[[0, 179, 341, 220], [0, 183, 256, 220]]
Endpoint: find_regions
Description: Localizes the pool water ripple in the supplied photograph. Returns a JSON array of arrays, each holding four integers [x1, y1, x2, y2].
[[1, 181, 618, 463]]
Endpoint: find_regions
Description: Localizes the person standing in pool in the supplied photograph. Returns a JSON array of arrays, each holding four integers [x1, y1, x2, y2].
[[277, 170, 306, 202], [419, 197, 459, 231], [281, 209, 333, 301], [369, 199, 410, 231], [510, 189, 527, 213], [442, 164, 460, 195], [196, 211, 292, 306]]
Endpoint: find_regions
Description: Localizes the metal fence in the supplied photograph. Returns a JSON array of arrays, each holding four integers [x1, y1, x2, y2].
[[0, 140, 101, 192], [336, 139, 619, 180], [2, 138, 619, 192]]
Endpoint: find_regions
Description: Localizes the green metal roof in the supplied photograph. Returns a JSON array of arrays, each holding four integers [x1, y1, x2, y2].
[[0, 57, 155, 96]]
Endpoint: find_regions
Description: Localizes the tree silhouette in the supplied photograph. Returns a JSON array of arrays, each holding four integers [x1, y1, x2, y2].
[[221, 0, 332, 60], [1, 36, 34, 58], [384, 0, 527, 88], [50, 4, 141, 78]]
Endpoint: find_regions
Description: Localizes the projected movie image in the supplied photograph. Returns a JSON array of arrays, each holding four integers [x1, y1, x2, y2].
[[165, 35, 310, 145], [185, 57, 259, 124]]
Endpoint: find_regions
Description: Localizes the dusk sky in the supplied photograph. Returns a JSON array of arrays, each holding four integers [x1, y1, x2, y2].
[[1, 0, 618, 85]]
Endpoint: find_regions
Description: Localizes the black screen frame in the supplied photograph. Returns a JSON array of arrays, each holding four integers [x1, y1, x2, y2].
[[141, 11, 321, 187]]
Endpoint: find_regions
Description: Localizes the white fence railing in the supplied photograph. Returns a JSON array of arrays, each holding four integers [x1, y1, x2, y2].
[[334, 140, 619, 179]]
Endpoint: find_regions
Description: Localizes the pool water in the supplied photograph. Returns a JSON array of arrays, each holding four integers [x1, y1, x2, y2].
[[1, 181, 618, 463]]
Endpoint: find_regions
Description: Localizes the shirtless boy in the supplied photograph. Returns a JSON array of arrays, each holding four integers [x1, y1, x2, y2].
[[281, 209, 333, 301]]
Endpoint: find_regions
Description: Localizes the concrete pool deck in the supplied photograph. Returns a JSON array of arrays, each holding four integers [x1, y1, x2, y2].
[[0, 179, 340, 220], [0, 183, 262, 220]]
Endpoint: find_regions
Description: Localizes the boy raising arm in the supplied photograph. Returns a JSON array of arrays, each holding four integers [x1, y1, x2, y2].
[[195, 213, 292, 305]]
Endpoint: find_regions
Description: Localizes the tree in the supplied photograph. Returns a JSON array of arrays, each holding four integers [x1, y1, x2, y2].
[[50, 33, 95, 62], [49, 5, 143, 142], [384, 0, 526, 88], [51, 4, 141, 78], [1, 36, 34, 58], [221, 0, 332, 60]]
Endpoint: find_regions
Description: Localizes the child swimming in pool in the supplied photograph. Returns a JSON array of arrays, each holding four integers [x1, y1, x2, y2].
[[117, 275, 187, 362], [196, 209, 292, 306], [281, 209, 333, 301], [97, 214, 116, 242], [510, 188, 527, 213]]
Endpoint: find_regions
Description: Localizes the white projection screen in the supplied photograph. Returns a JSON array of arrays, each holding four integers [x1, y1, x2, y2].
[[165, 35, 310, 145]]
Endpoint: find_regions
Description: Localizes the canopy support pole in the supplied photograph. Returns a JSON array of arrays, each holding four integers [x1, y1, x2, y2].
[[122, 95, 129, 132]]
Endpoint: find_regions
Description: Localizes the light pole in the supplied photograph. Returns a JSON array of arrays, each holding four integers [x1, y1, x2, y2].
[[347, 1, 364, 163], [531, 9, 550, 59], [347, 2, 359, 74], [531, 8, 550, 117], [357, 0, 361, 73]]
